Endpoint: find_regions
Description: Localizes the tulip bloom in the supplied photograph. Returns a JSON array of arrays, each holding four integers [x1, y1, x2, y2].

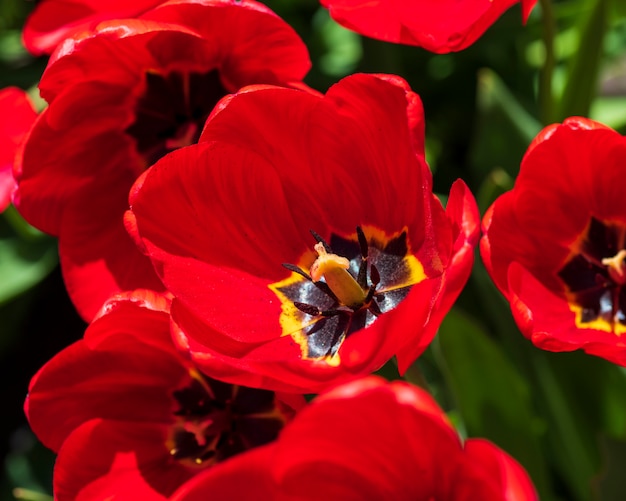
[[321, 0, 536, 53], [171, 377, 538, 500], [127, 73, 479, 393], [25, 290, 300, 500], [0, 88, 36, 212], [14, 0, 310, 321], [482, 117, 626, 366]]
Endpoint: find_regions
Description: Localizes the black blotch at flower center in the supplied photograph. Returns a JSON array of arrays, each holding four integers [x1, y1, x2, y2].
[[169, 372, 285, 467], [126, 69, 227, 167], [558, 217, 626, 331], [278, 228, 419, 360]]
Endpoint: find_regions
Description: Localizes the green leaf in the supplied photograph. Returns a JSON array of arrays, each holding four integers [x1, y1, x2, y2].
[[476, 167, 514, 214], [477, 69, 542, 144], [0, 235, 57, 305], [598, 436, 626, 501], [558, 0, 610, 119], [590, 96, 626, 130], [313, 8, 362, 77], [470, 69, 542, 180], [4, 430, 53, 500], [435, 309, 555, 501]]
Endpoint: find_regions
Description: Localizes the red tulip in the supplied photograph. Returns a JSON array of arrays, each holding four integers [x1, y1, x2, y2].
[[26, 290, 301, 500], [127, 73, 479, 393], [482, 117, 626, 365], [14, 0, 310, 321]]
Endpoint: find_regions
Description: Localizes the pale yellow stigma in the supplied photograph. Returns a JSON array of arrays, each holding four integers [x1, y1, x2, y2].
[[602, 249, 626, 285], [309, 242, 367, 308]]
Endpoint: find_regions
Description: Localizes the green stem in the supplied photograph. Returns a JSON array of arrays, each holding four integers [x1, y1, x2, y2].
[[538, 0, 557, 124], [531, 351, 595, 500]]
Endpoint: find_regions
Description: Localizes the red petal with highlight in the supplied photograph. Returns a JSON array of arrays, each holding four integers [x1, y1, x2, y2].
[[0, 88, 36, 212], [321, 0, 537, 53]]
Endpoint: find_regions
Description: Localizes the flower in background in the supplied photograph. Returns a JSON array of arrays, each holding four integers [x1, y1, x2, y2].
[[14, 0, 310, 321], [25, 290, 301, 500], [171, 377, 538, 500], [482, 117, 626, 366], [127, 73, 479, 393], [0, 87, 37, 212], [320, 0, 536, 53], [22, 0, 163, 55]]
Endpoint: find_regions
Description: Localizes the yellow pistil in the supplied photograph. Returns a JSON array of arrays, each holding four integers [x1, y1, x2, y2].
[[309, 242, 367, 308], [602, 249, 626, 285]]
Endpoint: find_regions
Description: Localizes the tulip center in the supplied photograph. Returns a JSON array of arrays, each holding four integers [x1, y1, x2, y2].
[[270, 226, 426, 363], [126, 69, 227, 167], [168, 370, 287, 467], [310, 241, 368, 308], [558, 217, 626, 333]]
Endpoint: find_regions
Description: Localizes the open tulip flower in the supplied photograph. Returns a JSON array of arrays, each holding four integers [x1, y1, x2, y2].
[[482, 117, 626, 366], [0, 87, 37, 212], [14, 0, 310, 322], [171, 377, 538, 501], [25, 290, 302, 500], [320, 0, 537, 53], [127, 73, 479, 393]]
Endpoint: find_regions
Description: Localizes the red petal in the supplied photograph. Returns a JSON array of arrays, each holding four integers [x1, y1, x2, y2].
[[201, 74, 430, 241], [462, 439, 538, 501], [54, 419, 192, 501], [58, 188, 164, 321], [26, 301, 184, 451], [22, 0, 162, 55], [270, 379, 458, 499], [322, 0, 532, 53], [142, 0, 310, 88], [397, 180, 479, 372], [171, 445, 275, 501], [0, 88, 36, 211]]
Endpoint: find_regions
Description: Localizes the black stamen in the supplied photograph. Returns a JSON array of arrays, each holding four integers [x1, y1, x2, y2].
[[294, 302, 322, 316], [310, 229, 332, 253], [364, 285, 377, 304], [356, 226, 368, 258], [356, 227, 369, 288], [370, 264, 381, 287], [357, 262, 368, 289], [282, 263, 312, 281], [368, 300, 383, 316], [320, 307, 350, 317], [314, 281, 339, 302]]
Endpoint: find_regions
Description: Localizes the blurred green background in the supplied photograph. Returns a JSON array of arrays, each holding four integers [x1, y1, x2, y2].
[[2, 0, 626, 499]]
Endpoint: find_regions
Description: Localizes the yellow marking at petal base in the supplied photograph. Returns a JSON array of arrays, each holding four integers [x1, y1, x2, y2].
[[268, 270, 342, 366], [568, 301, 626, 336], [378, 253, 426, 293], [357, 226, 428, 291]]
